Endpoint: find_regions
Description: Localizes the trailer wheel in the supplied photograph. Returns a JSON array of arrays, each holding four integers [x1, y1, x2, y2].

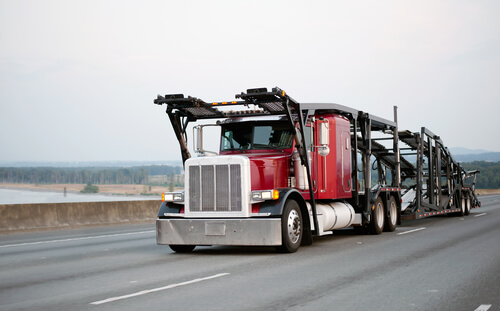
[[169, 245, 196, 253], [464, 194, 471, 216], [458, 195, 466, 217], [369, 197, 385, 235], [277, 200, 302, 253], [384, 196, 397, 232]]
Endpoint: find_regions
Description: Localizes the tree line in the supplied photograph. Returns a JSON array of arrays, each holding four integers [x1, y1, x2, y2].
[[0, 165, 182, 185], [1, 162, 497, 189], [461, 161, 500, 189]]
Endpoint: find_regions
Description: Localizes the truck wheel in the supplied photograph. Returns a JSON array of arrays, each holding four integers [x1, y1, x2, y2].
[[458, 195, 466, 216], [369, 197, 385, 235], [384, 196, 397, 232], [464, 194, 471, 216], [277, 200, 302, 253], [169, 245, 196, 253]]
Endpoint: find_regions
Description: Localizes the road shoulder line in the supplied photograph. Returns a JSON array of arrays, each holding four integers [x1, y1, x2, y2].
[[90, 273, 230, 305], [397, 227, 426, 235]]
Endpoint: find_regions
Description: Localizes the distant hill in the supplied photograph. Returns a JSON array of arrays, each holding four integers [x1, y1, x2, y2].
[[448, 148, 500, 162], [453, 152, 500, 163], [449, 147, 490, 155]]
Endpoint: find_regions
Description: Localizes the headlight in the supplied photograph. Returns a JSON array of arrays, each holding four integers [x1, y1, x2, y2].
[[162, 192, 184, 203], [251, 189, 279, 202]]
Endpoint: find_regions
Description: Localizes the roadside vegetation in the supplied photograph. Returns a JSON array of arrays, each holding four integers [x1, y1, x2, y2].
[[461, 161, 500, 189], [1, 162, 497, 189], [81, 183, 99, 193], [0, 165, 183, 186]]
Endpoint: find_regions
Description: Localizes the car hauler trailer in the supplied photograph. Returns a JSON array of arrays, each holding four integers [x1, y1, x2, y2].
[[154, 87, 480, 253], [398, 128, 481, 219]]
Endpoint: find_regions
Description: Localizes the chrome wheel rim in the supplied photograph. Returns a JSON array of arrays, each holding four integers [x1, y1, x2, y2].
[[376, 203, 384, 228], [389, 201, 397, 226], [287, 209, 301, 244]]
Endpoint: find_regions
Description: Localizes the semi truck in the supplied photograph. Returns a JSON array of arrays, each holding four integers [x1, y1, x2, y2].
[[153, 87, 480, 253]]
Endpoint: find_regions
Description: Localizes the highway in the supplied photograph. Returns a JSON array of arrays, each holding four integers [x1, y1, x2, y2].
[[1, 195, 499, 311]]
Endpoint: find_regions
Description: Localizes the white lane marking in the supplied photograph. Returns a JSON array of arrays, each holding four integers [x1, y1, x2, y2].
[[0, 230, 155, 248], [474, 304, 492, 311], [474, 213, 487, 218], [397, 227, 426, 235], [90, 273, 230, 305]]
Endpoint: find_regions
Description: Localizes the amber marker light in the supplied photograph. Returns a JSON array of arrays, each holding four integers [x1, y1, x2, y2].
[[251, 189, 279, 202], [162, 192, 184, 203], [273, 189, 279, 200]]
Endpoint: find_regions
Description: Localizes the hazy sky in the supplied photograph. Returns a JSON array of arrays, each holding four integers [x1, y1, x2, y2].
[[1, 0, 499, 163]]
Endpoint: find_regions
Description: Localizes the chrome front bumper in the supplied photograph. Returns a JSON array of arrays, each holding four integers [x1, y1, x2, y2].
[[156, 218, 282, 246]]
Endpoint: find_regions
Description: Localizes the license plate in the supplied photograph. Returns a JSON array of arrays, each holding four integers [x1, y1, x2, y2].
[[205, 221, 226, 236]]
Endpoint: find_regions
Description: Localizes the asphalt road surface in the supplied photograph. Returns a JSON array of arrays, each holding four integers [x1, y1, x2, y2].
[[1, 195, 499, 311]]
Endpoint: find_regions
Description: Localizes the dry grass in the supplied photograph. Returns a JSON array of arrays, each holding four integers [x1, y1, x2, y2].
[[0, 183, 173, 195], [475, 189, 500, 195]]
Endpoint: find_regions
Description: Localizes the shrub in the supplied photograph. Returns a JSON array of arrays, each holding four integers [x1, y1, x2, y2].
[[81, 183, 99, 193]]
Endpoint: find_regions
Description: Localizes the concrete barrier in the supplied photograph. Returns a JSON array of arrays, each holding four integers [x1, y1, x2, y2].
[[0, 200, 162, 233]]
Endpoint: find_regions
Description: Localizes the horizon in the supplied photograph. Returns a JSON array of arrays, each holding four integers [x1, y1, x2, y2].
[[1, 146, 499, 168]]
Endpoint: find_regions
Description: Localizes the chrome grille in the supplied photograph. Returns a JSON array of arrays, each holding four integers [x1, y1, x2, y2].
[[188, 164, 242, 212]]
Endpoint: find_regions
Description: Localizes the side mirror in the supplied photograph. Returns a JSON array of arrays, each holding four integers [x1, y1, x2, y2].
[[193, 125, 219, 156], [194, 125, 204, 153]]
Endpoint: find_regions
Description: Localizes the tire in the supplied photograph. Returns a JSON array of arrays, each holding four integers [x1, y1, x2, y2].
[[464, 194, 471, 216], [301, 226, 313, 246], [276, 200, 303, 253], [369, 197, 385, 235], [458, 195, 466, 217], [384, 196, 397, 232], [169, 245, 196, 253]]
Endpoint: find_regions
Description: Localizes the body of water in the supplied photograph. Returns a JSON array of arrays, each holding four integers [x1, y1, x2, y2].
[[0, 188, 160, 205]]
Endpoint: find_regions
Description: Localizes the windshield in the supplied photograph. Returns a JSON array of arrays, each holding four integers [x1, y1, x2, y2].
[[221, 122, 294, 151]]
